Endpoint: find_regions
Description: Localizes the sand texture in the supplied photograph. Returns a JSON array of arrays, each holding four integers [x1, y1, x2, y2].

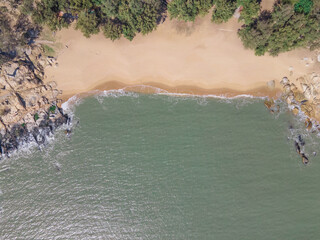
[[44, 15, 319, 100]]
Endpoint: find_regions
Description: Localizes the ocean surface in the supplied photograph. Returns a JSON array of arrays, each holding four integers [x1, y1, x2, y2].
[[1, 91, 320, 239]]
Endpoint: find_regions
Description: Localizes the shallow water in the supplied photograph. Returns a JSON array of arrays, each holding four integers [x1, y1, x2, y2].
[[1, 93, 320, 239]]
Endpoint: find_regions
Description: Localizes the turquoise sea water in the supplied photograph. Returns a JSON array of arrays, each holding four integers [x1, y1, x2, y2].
[[1, 92, 320, 239]]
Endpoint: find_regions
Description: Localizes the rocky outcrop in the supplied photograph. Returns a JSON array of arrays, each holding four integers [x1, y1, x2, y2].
[[264, 74, 320, 164], [280, 74, 320, 128], [0, 46, 69, 158]]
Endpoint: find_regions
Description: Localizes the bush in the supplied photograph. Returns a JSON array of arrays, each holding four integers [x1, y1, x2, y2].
[[238, 0, 260, 25], [75, 11, 100, 38], [294, 0, 313, 14], [168, 0, 214, 22], [238, 3, 320, 56], [49, 105, 56, 113], [102, 20, 122, 41], [212, 0, 237, 23], [34, 113, 39, 121], [42, 44, 55, 57]]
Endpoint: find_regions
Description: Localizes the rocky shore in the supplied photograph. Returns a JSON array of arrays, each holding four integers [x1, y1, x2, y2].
[[280, 73, 320, 130], [0, 46, 69, 158], [265, 72, 320, 165]]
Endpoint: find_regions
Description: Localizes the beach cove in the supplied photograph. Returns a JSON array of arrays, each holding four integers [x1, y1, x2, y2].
[[44, 15, 319, 101]]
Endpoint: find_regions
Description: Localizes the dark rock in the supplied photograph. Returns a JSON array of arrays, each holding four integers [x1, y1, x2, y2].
[[298, 135, 305, 146], [295, 141, 301, 154], [301, 153, 309, 165]]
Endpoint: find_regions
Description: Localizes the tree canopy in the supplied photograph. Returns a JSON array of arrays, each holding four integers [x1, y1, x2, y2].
[[168, 0, 214, 22], [238, 1, 320, 56], [0, 4, 41, 64], [212, 0, 237, 23], [32, 0, 166, 40], [0, 0, 318, 62]]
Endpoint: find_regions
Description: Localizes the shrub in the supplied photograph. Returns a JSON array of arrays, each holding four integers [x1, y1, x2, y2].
[[294, 0, 313, 14], [168, 0, 214, 22], [212, 0, 237, 23]]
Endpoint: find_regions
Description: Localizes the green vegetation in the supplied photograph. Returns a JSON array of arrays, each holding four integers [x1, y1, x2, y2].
[[34, 113, 39, 121], [168, 0, 214, 22], [102, 19, 122, 41], [238, 1, 320, 56], [42, 44, 56, 57], [32, 0, 166, 40], [0, 3, 41, 65], [49, 105, 56, 113], [212, 0, 237, 23], [237, 0, 260, 24], [0, 0, 319, 64], [294, 0, 313, 14]]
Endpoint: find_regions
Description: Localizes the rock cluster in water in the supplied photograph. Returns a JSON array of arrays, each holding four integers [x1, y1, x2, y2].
[[280, 73, 320, 130], [0, 46, 69, 158], [264, 73, 320, 165]]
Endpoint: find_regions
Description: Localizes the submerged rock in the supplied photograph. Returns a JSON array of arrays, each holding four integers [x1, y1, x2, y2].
[[305, 118, 313, 130], [264, 99, 274, 109], [301, 153, 309, 165], [294, 140, 309, 165], [292, 107, 299, 115]]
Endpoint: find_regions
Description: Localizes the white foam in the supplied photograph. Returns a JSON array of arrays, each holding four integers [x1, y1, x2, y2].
[[61, 95, 82, 113], [61, 85, 268, 111]]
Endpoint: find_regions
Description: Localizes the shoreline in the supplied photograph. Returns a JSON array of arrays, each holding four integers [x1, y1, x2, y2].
[[44, 15, 318, 103], [59, 80, 281, 103]]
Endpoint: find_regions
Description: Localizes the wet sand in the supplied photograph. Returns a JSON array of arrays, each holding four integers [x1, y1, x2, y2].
[[44, 15, 317, 100]]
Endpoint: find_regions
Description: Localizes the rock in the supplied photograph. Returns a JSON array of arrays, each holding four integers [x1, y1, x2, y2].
[[295, 141, 301, 154], [298, 135, 305, 146], [294, 92, 307, 102], [286, 95, 295, 105], [280, 77, 289, 85], [301, 103, 313, 114], [301, 83, 309, 92], [4, 63, 19, 76], [264, 99, 274, 109], [318, 55, 320, 63], [303, 87, 312, 100], [292, 107, 299, 115], [25, 48, 32, 56], [0, 45, 70, 159], [301, 153, 309, 165], [305, 118, 313, 130], [267, 80, 275, 90]]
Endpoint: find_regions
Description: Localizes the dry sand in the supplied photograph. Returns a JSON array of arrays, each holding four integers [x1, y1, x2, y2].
[[45, 15, 318, 100]]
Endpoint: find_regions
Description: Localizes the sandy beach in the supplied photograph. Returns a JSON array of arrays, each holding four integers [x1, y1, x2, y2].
[[45, 14, 318, 100]]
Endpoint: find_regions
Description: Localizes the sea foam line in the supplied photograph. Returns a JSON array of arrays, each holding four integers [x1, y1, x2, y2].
[[61, 85, 268, 111]]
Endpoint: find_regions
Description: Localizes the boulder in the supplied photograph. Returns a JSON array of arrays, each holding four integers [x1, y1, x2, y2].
[[264, 99, 274, 109], [267, 80, 275, 90], [293, 92, 307, 102], [305, 118, 313, 130], [280, 77, 289, 85], [292, 107, 299, 115], [301, 154, 309, 165]]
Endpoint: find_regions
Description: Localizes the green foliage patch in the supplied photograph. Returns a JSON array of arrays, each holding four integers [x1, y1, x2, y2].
[[32, 0, 166, 40], [34, 113, 39, 121], [294, 0, 313, 14], [238, 2, 320, 56], [0, 4, 41, 65], [168, 0, 214, 22], [49, 105, 56, 113], [42, 44, 55, 57], [237, 0, 260, 24], [212, 0, 237, 23]]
